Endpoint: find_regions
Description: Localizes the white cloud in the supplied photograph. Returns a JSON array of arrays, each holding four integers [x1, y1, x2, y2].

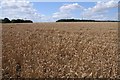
[[60, 3, 84, 12], [0, 0, 42, 22], [90, 0, 117, 13], [0, 0, 118, 22], [52, 12, 72, 19], [83, 0, 118, 20], [52, 3, 84, 19]]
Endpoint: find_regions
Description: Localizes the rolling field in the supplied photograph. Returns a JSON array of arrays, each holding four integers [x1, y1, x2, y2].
[[2, 22, 119, 78]]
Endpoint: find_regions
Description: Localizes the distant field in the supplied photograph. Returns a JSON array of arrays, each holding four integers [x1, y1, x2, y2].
[[2, 22, 119, 78]]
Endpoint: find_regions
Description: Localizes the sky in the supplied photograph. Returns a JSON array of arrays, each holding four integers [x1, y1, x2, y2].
[[0, 0, 119, 22]]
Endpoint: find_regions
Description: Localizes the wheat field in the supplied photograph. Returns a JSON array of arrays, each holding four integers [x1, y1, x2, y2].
[[2, 22, 119, 79]]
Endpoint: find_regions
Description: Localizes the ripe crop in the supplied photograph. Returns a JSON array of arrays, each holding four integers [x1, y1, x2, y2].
[[2, 22, 119, 78]]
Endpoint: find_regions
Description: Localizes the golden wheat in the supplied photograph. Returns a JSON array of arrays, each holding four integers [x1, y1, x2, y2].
[[2, 22, 118, 78]]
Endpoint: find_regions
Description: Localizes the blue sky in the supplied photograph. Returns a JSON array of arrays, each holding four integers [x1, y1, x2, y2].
[[32, 2, 118, 22], [32, 2, 96, 15], [0, 0, 118, 22]]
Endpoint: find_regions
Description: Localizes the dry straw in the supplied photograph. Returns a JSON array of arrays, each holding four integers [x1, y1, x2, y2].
[[2, 22, 118, 78]]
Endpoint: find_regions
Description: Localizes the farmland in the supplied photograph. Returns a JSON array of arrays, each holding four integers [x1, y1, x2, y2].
[[2, 22, 119, 79]]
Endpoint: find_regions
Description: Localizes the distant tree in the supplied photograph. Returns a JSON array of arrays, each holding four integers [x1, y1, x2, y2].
[[0, 19, 2, 23], [2, 18, 11, 23], [23, 19, 33, 23], [11, 19, 33, 23], [56, 19, 100, 22], [0, 18, 33, 23], [11, 19, 17, 23], [56, 19, 120, 22]]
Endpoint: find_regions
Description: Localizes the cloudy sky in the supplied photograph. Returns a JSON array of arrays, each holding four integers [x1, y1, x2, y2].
[[0, 0, 119, 22]]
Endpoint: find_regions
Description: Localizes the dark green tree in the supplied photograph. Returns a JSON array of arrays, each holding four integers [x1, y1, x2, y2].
[[2, 18, 11, 23]]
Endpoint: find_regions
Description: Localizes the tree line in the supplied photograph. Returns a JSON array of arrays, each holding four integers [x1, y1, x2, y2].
[[56, 19, 119, 22], [0, 18, 33, 23]]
